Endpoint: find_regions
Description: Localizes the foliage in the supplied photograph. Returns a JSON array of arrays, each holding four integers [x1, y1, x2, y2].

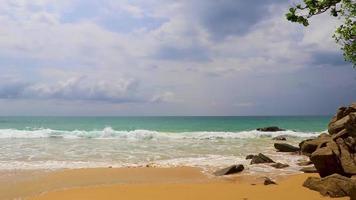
[[286, 0, 355, 66]]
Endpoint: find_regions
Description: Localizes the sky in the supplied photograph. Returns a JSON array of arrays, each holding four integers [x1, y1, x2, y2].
[[0, 0, 355, 116]]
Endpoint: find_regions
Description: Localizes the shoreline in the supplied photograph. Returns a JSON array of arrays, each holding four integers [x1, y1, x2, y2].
[[0, 167, 348, 200]]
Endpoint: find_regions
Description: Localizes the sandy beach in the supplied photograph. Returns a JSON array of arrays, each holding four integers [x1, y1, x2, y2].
[[0, 167, 347, 200]]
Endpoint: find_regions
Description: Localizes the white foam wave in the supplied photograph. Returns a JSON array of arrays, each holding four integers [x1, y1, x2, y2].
[[0, 127, 320, 140]]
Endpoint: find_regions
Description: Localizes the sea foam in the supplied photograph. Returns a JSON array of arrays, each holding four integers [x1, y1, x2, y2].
[[0, 126, 321, 139]]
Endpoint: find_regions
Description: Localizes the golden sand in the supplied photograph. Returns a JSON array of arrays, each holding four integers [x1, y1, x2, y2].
[[0, 167, 348, 200]]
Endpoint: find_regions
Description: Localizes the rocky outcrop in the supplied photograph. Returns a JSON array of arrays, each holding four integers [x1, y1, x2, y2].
[[214, 164, 244, 176], [250, 153, 275, 164], [303, 174, 356, 198], [299, 133, 331, 156], [274, 143, 300, 152], [299, 103, 356, 178], [328, 103, 356, 135], [256, 126, 285, 132], [245, 154, 254, 159]]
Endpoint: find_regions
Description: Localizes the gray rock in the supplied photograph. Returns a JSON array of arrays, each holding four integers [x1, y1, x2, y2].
[[245, 154, 254, 159], [296, 160, 313, 166], [303, 174, 356, 198], [272, 135, 287, 141], [256, 126, 285, 132], [270, 162, 289, 169], [274, 143, 300, 152], [300, 166, 318, 173], [250, 153, 275, 164], [214, 164, 244, 176]]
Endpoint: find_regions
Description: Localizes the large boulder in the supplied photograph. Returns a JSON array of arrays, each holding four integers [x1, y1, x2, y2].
[[274, 143, 300, 152], [214, 164, 244, 176], [310, 147, 344, 177], [250, 153, 275, 164], [329, 113, 356, 135], [335, 138, 356, 175], [299, 133, 331, 156], [303, 174, 356, 198], [256, 126, 285, 132]]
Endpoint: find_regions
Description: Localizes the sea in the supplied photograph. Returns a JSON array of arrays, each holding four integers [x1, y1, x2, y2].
[[0, 116, 330, 174]]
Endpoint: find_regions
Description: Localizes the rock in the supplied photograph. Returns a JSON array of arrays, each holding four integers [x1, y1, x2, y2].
[[303, 174, 356, 198], [299, 133, 332, 156], [351, 185, 356, 200], [329, 114, 352, 135], [297, 160, 313, 166], [336, 137, 356, 175], [310, 147, 344, 177], [345, 136, 356, 152], [329, 104, 356, 130], [245, 154, 254, 159], [332, 129, 349, 140], [214, 164, 244, 176], [250, 153, 275, 164], [256, 126, 285, 132], [270, 162, 289, 169], [272, 135, 287, 141], [274, 143, 300, 152], [264, 177, 277, 185], [300, 166, 318, 173]]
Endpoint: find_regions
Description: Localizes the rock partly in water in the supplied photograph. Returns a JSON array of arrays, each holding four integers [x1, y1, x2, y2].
[[272, 135, 287, 141], [264, 177, 277, 185], [214, 164, 244, 176], [300, 166, 318, 173], [297, 160, 313, 166], [245, 154, 254, 160], [303, 174, 356, 198], [274, 143, 300, 152], [250, 153, 275, 164], [256, 126, 285, 132], [270, 162, 289, 169]]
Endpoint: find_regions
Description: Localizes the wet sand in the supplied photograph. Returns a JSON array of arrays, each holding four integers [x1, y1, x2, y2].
[[0, 167, 348, 200]]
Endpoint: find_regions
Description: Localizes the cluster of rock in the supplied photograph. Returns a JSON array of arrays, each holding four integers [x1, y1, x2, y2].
[[213, 103, 356, 198], [299, 103, 356, 199]]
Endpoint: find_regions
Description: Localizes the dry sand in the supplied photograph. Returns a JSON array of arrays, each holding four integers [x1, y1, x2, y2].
[[0, 167, 348, 200]]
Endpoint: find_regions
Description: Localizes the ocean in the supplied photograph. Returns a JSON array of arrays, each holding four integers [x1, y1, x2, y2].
[[0, 116, 330, 174]]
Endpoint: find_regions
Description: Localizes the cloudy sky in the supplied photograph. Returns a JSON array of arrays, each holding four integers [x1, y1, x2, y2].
[[0, 0, 355, 116]]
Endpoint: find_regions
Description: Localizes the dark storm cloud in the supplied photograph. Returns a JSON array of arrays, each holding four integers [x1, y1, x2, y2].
[[186, 0, 286, 39], [311, 51, 349, 66]]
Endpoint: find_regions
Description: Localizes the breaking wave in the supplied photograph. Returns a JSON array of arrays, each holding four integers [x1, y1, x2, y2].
[[0, 127, 321, 139]]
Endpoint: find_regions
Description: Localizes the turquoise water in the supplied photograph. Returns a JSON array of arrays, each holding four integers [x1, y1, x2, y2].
[[0, 116, 330, 172], [0, 116, 331, 132]]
